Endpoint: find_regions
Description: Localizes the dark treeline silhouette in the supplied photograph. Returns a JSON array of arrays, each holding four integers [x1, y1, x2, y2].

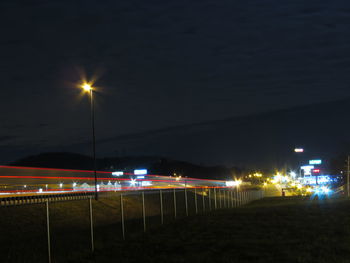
[[10, 152, 245, 180]]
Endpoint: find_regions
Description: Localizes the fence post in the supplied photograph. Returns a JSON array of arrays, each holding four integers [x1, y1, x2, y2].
[[214, 188, 217, 209], [160, 189, 164, 224], [224, 189, 227, 208], [185, 188, 188, 216], [219, 189, 222, 209], [142, 191, 146, 232], [202, 188, 205, 212], [208, 188, 212, 210], [222, 189, 224, 208], [88, 197, 94, 252], [194, 188, 198, 214], [237, 189, 240, 206], [173, 188, 177, 219], [120, 193, 125, 240], [224, 189, 226, 208], [230, 189, 234, 208], [46, 200, 52, 263]]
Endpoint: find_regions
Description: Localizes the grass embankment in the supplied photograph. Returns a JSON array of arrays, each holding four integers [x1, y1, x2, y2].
[[0, 189, 208, 263], [88, 196, 350, 263], [3, 194, 350, 263]]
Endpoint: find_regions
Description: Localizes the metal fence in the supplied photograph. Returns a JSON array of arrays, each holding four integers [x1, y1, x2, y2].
[[1, 187, 264, 263]]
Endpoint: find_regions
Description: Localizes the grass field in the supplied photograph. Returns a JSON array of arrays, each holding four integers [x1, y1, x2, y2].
[[0, 189, 216, 262], [2, 194, 350, 263], [85, 196, 350, 263]]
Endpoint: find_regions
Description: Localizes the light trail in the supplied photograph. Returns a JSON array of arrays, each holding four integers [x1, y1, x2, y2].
[[0, 166, 229, 198]]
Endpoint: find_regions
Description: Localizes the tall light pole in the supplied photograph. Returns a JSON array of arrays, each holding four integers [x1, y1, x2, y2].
[[294, 148, 304, 179], [82, 83, 98, 200]]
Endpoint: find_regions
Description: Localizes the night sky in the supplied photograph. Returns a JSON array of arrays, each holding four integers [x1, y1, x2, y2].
[[1, 0, 350, 166]]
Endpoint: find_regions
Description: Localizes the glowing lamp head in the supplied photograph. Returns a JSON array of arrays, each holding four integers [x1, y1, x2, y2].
[[294, 148, 304, 153], [82, 83, 92, 92]]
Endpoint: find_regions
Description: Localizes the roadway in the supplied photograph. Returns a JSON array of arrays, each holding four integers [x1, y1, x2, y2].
[[0, 165, 228, 197]]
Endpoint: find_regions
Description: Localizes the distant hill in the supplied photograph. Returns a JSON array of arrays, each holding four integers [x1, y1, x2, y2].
[[10, 152, 240, 180], [11, 152, 93, 170]]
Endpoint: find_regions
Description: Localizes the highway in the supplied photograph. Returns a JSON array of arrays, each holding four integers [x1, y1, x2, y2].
[[0, 165, 228, 198]]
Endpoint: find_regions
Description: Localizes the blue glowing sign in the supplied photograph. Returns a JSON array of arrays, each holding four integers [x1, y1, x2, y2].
[[309, 160, 322, 165], [134, 169, 148, 175]]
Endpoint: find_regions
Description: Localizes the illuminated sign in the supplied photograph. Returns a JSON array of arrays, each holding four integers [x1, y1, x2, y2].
[[309, 160, 322, 165], [134, 169, 148, 175], [312, 169, 320, 173], [294, 148, 304, 153], [301, 165, 314, 170], [112, 171, 124, 176], [301, 165, 314, 176]]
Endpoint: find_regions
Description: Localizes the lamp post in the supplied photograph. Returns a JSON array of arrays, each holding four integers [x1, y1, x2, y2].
[[294, 148, 304, 179], [82, 83, 98, 200]]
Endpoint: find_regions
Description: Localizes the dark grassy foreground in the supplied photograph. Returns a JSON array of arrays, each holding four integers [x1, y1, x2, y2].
[[2, 195, 350, 263], [0, 189, 207, 263], [82, 197, 350, 263]]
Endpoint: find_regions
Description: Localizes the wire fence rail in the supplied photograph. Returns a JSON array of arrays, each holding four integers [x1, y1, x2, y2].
[[1, 187, 264, 263]]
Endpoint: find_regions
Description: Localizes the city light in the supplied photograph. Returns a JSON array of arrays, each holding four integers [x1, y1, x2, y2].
[[321, 186, 330, 194], [309, 159, 322, 165], [226, 181, 235, 187], [129, 179, 137, 186], [112, 171, 124, 176], [301, 165, 314, 176], [314, 186, 331, 195], [134, 169, 148, 175], [306, 187, 313, 193], [82, 83, 93, 92], [233, 179, 242, 186], [294, 148, 304, 153], [141, 181, 152, 187], [272, 173, 282, 184]]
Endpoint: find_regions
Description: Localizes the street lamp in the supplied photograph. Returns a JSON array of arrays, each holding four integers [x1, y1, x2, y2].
[[294, 147, 304, 179], [81, 83, 98, 200]]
